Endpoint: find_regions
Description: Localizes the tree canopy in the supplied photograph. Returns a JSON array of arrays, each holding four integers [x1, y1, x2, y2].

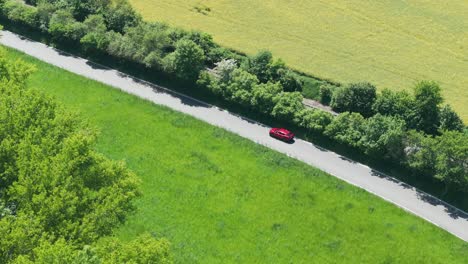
[[0, 49, 171, 263], [331, 82, 377, 117]]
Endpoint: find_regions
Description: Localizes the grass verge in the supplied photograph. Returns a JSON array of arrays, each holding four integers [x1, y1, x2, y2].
[[4, 47, 467, 263]]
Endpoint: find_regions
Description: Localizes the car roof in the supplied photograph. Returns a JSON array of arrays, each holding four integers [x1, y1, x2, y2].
[[277, 128, 291, 134]]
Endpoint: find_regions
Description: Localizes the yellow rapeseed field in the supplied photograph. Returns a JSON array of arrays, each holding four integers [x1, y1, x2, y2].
[[129, 0, 468, 121]]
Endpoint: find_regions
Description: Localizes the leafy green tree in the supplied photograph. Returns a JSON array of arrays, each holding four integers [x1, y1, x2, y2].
[[140, 24, 172, 68], [0, 49, 36, 87], [1, 0, 38, 27], [359, 114, 406, 160], [438, 104, 464, 132], [278, 69, 302, 92], [0, 82, 141, 249], [372, 88, 413, 121], [196, 70, 214, 89], [103, 0, 141, 33], [184, 31, 217, 63], [266, 58, 286, 80], [12, 233, 171, 264], [80, 14, 109, 51], [405, 130, 468, 192], [170, 39, 205, 80], [226, 68, 259, 105], [433, 131, 468, 193], [64, 0, 111, 21], [294, 108, 333, 133], [271, 92, 304, 121], [48, 9, 86, 41], [409, 80, 443, 135], [11, 238, 84, 264], [36, 1, 59, 29], [331, 82, 377, 117], [246, 50, 273, 82], [96, 233, 171, 264], [404, 130, 437, 178], [324, 112, 366, 148], [250, 82, 282, 114], [0, 52, 155, 263], [107, 22, 171, 68]]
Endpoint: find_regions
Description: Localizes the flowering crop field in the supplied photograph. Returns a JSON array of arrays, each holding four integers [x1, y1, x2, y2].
[[130, 0, 468, 121]]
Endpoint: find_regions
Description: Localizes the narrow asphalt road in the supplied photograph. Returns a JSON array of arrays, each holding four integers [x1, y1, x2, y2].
[[2, 30, 467, 242]]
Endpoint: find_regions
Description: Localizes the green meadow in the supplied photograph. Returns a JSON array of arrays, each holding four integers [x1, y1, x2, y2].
[[4, 47, 467, 263], [129, 0, 468, 121]]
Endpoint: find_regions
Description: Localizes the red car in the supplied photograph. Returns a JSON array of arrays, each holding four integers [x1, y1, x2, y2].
[[269, 128, 295, 142]]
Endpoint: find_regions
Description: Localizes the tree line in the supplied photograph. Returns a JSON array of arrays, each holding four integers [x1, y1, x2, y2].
[[0, 49, 171, 263], [0, 0, 466, 193], [200, 57, 467, 193]]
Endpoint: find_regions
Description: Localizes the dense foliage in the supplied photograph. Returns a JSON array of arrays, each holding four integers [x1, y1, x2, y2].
[[331, 82, 377, 117], [0, 50, 171, 263], [0, 0, 466, 193]]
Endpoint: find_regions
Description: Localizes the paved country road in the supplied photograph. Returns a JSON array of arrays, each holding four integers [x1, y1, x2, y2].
[[1, 30, 467, 242]]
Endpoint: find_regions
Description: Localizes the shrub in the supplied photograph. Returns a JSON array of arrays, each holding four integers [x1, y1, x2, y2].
[[278, 69, 302, 92], [251, 82, 283, 114], [184, 31, 217, 63], [372, 88, 413, 122], [359, 114, 406, 160], [325, 112, 366, 148], [247, 50, 273, 82], [271, 92, 304, 122], [80, 15, 109, 51], [404, 130, 468, 192], [319, 83, 334, 105], [206, 46, 236, 65], [95, 234, 172, 264], [433, 131, 468, 192], [295, 108, 333, 133], [438, 104, 464, 132], [36, 1, 58, 30], [331, 82, 377, 117], [170, 39, 205, 81], [107, 22, 171, 68], [196, 70, 213, 89], [103, 0, 141, 33], [226, 68, 258, 105], [404, 130, 437, 177], [1, 0, 38, 27], [48, 10, 86, 41]]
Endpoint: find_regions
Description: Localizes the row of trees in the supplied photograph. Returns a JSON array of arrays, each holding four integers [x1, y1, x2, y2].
[[0, 0, 305, 87], [0, 0, 466, 192], [0, 49, 171, 263], [320, 81, 464, 135], [199, 59, 468, 192], [0, 0, 240, 80]]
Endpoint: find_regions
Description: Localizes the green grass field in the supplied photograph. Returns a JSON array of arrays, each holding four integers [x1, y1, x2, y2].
[[4, 47, 467, 263], [129, 0, 468, 121]]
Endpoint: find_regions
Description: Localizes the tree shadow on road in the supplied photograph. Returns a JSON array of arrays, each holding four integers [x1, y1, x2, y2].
[[370, 169, 468, 220], [417, 192, 468, 220]]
